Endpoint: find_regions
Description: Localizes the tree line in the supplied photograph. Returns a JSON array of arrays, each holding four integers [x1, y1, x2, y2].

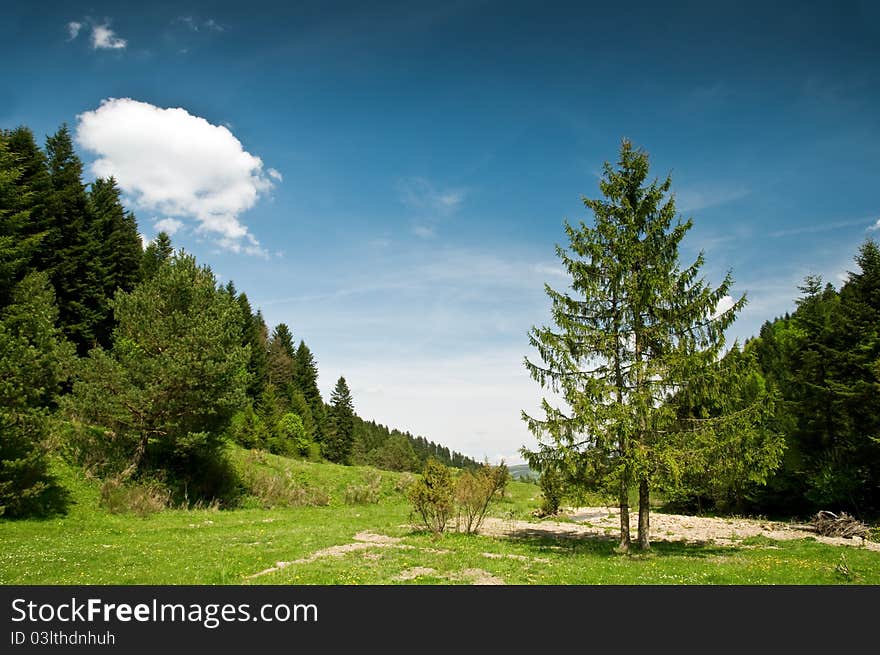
[[0, 123, 475, 517]]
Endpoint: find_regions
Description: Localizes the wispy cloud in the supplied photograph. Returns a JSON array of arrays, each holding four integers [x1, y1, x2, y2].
[[412, 224, 436, 239], [66, 21, 82, 40], [396, 176, 467, 215], [674, 185, 749, 213], [532, 263, 566, 278], [66, 18, 128, 50], [769, 215, 877, 238], [175, 16, 225, 33]]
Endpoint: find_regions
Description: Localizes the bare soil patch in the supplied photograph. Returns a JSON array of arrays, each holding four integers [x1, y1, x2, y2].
[[480, 507, 880, 552]]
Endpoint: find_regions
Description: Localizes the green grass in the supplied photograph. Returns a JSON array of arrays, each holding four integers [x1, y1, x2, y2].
[[1, 452, 878, 585]]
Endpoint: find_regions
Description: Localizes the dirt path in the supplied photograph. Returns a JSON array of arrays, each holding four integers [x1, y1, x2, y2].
[[479, 507, 880, 552]]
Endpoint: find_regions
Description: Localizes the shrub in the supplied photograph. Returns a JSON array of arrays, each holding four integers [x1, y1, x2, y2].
[[241, 467, 329, 508], [408, 459, 455, 533], [538, 465, 565, 516], [100, 477, 170, 517], [455, 464, 508, 534], [344, 472, 383, 504]]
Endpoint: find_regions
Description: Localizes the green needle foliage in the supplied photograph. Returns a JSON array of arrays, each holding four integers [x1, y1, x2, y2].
[[325, 376, 355, 464], [66, 251, 250, 500], [522, 139, 782, 550], [0, 272, 74, 517]]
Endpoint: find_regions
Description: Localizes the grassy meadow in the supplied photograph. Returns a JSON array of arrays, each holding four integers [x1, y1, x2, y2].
[[1, 448, 878, 585]]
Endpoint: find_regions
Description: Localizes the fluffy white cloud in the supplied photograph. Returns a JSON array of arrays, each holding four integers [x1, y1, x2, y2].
[[711, 294, 737, 320], [67, 21, 82, 40], [91, 23, 127, 50], [76, 98, 278, 255], [153, 217, 184, 235], [267, 167, 283, 182]]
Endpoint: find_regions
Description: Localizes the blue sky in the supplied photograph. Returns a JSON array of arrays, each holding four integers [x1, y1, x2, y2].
[[3, 1, 879, 462]]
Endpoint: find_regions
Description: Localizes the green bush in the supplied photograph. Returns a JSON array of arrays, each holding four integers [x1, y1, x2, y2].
[[344, 471, 383, 504], [241, 465, 330, 508], [407, 459, 455, 533], [455, 464, 508, 534], [538, 465, 565, 516], [99, 477, 170, 517]]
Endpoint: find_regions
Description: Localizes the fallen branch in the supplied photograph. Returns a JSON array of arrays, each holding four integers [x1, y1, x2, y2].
[[813, 511, 870, 539]]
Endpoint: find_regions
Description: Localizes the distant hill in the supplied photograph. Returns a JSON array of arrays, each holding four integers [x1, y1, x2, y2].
[[508, 464, 538, 481]]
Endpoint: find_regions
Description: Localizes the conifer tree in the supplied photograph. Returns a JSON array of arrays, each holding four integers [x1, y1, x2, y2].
[[522, 139, 779, 550], [0, 137, 41, 306], [237, 293, 269, 397], [325, 376, 355, 464], [141, 232, 174, 280], [267, 324, 296, 388], [294, 340, 325, 440], [273, 323, 295, 358], [0, 272, 74, 516], [43, 125, 104, 353], [67, 252, 249, 487], [2, 127, 51, 276], [88, 177, 143, 347]]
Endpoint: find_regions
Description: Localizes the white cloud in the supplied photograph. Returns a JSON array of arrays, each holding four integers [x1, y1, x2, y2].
[[397, 176, 467, 215], [76, 98, 278, 255], [870, 218, 880, 231], [153, 217, 184, 235], [175, 16, 225, 33], [91, 23, 127, 50], [67, 21, 82, 40], [267, 168, 283, 182], [412, 224, 435, 239], [532, 263, 567, 278], [675, 185, 749, 213], [711, 294, 736, 320]]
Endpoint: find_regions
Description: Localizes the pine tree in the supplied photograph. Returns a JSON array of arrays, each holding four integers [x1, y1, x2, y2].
[[267, 324, 296, 388], [88, 177, 143, 347], [293, 340, 325, 440], [273, 323, 296, 358], [0, 136, 41, 306], [141, 232, 174, 280], [237, 293, 269, 397], [325, 376, 355, 464], [0, 272, 74, 516], [43, 125, 104, 353], [2, 127, 51, 276], [67, 251, 249, 488], [522, 139, 779, 550]]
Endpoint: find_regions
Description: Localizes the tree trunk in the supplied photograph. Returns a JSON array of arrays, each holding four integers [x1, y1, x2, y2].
[[618, 464, 631, 552], [637, 478, 650, 551]]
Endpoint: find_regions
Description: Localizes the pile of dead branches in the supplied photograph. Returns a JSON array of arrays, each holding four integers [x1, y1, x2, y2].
[[813, 511, 871, 539]]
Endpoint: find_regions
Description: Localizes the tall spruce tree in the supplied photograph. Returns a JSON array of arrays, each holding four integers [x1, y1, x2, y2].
[[141, 232, 174, 280], [293, 340, 325, 441], [267, 324, 296, 389], [88, 177, 143, 347], [0, 137, 41, 307], [43, 126, 104, 353], [237, 294, 269, 398], [0, 272, 74, 516], [2, 127, 51, 276], [325, 376, 355, 464], [522, 139, 778, 550]]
